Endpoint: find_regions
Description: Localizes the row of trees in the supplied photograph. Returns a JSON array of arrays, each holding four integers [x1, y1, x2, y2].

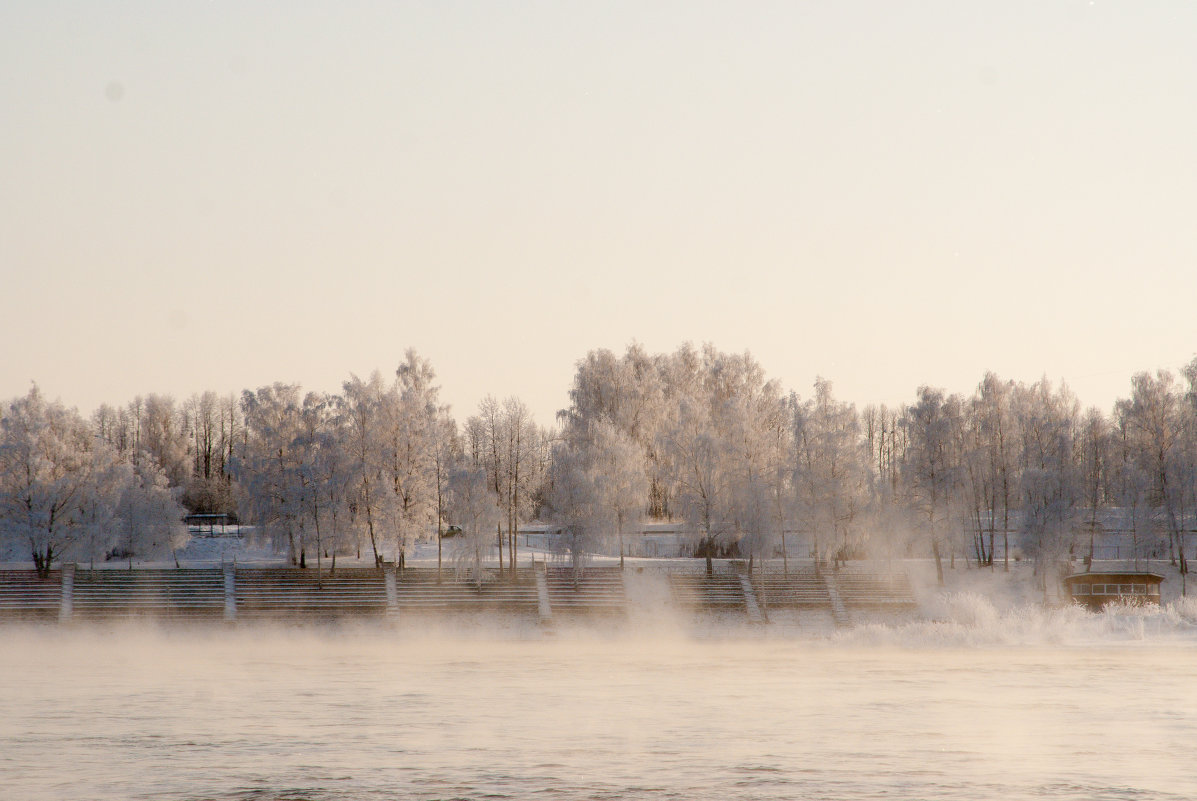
[[0, 350, 553, 580], [234, 353, 552, 579], [550, 344, 1197, 587], [882, 368, 1197, 591], [3, 344, 1196, 587]]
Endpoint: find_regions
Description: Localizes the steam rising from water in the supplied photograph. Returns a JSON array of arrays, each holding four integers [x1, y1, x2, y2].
[[4, 602, 1196, 801], [835, 592, 1197, 647]]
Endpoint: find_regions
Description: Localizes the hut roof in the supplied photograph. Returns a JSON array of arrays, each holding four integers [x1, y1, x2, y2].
[[1063, 571, 1164, 584]]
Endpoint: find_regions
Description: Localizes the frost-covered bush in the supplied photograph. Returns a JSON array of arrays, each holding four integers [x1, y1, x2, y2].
[[832, 588, 1197, 647], [1166, 595, 1197, 624], [927, 592, 1001, 629]]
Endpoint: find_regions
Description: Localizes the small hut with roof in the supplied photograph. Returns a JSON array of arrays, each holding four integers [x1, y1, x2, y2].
[[1062, 571, 1163, 610]]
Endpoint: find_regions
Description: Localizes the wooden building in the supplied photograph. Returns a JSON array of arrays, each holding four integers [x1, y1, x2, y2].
[[1062, 571, 1163, 611]]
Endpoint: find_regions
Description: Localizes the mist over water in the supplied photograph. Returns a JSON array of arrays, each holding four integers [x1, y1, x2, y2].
[[4, 603, 1197, 801]]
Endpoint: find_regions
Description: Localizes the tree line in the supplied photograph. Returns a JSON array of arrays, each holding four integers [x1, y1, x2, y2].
[[3, 344, 1196, 587]]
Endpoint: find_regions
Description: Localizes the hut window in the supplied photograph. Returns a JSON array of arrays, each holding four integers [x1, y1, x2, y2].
[[1150, 585, 1160, 596], [1132, 585, 1146, 595], [1073, 584, 1090, 595], [1119, 584, 1132, 594]]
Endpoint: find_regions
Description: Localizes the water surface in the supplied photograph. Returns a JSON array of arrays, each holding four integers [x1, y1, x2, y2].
[[3, 621, 1194, 800]]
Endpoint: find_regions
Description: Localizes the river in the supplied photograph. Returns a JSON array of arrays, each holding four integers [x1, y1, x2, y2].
[[3, 607, 1195, 800]]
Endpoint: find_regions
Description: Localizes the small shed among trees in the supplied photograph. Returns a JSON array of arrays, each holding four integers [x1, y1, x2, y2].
[[184, 513, 236, 537], [1062, 571, 1163, 610]]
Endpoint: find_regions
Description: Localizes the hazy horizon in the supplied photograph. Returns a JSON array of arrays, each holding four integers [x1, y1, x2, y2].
[[4, 2, 1195, 424]]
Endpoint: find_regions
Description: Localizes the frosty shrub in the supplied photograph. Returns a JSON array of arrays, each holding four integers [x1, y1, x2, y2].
[[928, 592, 1001, 629], [1100, 595, 1161, 617], [1167, 595, 1197, 625]]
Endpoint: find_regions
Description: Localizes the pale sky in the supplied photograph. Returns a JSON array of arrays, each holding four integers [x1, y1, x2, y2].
[[3, 1, 1195, 425]]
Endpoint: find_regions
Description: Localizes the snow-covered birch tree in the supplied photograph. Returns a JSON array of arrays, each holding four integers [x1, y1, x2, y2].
[[236, 384, 307, 564], [1014, 379, 1080, 598], [340, 373, 389, 565], [544, 442, 601, 573], [901, 387, 966, 585], [382, 351, 440, 570], [791, 379, 867, 568], [1116, 370, 1189, 576], [588, 420, 648, 569], [113, 457, 189, 567], [0, 388, 127, 575], [447, 466, 501, 586]]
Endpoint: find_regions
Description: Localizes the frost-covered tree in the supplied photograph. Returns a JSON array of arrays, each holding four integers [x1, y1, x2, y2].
[[960, 373, 1019, 570], [138, 394, 190, 487], [75, 448, 130, 569], [1077, 406, 1113, 566], [588, 420, 648, 569], [544, 442, 601, 572], [293, 392, 348, 576], [113, 457, 189, 568], [447, 466, 501, 586], [431, 409, 461, 578], [500, 397, 539, 570], [340, 373, 389, 565], [469, 396, 508, 567], [759, 390, 795, 572], [547, 418, 648, 570], [561, 344, 667, 515], [92, 403, 124, 454], [862, 403, 906, 565], [661, 385, 731, 573], [380, 350, 441, 570], [1116, 370, 1189, 575], [654, 346, 770, 572], [313, 407, 355, 573], [187, 392, 220, 482], [902, 387, 966, 585], [791, 379, 867, 568], [1014, 379, 1080, 597], [236, 383, 307, 564], [1109, 407, 1158, 567], [0, 388, 120, 575], [181, 391, 239, 517], [467, 395, 546, 572], [721, 375, 787, 572], [1179, 359, 1197, 590]]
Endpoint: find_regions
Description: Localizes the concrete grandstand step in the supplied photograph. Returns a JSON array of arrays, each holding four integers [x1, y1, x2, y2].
[[544, 566, 628, 615], [391, 568, 539, 613], [751, 570, 834, 609], [668, 573, 749, 614], [71, 569, 226, 619], [833, 571, 917, 609], [0, 569, 62, 620], [234, 568, 389, 618]]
